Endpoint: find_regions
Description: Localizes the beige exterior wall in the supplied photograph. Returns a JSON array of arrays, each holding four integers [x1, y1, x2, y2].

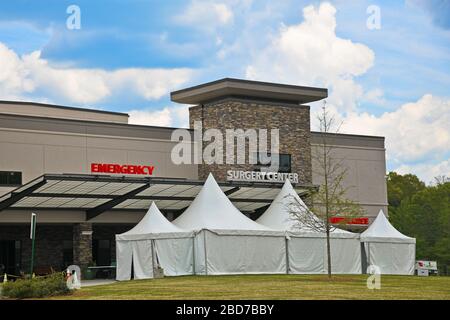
[[0, 101, 128, 124], [311, 133, 388, 222], [0, 115, 197, 198]]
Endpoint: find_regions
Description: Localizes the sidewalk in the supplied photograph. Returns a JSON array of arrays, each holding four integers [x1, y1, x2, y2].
[[81, 279, 116, 287]]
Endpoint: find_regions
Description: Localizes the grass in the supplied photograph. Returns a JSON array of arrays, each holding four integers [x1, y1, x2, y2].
[[44, 274, 450, 300]]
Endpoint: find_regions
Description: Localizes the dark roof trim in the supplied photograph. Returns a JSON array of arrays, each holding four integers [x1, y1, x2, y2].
[[173, 78, 328, 95], [0, 113, 192, 135], [171, 78, 328, 104], [311, 131, 385, 140], [0, 100, 129, 117]]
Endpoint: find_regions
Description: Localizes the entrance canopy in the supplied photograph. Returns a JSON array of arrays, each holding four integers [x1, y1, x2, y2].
[[0, 173, 316, 220]]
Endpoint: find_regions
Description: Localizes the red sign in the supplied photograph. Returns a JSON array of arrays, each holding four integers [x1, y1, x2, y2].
[[91, 163, 155, 175], [330, 217, 369, 225]]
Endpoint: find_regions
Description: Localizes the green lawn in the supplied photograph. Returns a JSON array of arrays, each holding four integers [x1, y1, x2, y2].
[[49, 274, 450, 300]]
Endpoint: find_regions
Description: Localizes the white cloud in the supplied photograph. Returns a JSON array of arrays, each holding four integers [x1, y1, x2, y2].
[[363, 88, 387, 107], [0, 42, 193, 104], [128, 105, 190, 128], [176, 1, 234, 30], [0, 43, 35, 97], [339, 94, 450, 163], [245, 2, 375, 113], [395, 160, 450, 185]]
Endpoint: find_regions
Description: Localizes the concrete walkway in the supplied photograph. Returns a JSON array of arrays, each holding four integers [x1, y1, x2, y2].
[[81, 279, 116, 287]]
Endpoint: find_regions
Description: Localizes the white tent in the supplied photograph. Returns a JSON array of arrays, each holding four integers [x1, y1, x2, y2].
[[116, 202, 194, 281], [360, 210, 416, 275], [257, 180, 361, 274], [173, 173, 287, 275]]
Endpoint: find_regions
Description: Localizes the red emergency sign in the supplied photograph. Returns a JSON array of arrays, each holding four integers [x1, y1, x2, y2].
[[91, 163, 155, 175], [330, 217, 369, 225]]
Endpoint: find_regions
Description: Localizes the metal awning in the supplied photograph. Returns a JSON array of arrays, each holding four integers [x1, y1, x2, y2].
[[0, 174, 317, 220]]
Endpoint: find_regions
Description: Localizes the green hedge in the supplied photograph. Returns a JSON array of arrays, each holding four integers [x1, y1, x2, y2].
[[1, 272, 72, 299]]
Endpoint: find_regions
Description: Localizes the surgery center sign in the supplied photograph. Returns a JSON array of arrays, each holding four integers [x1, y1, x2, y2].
[[227, 170, 299, 183], [91, 163, 155, 175]]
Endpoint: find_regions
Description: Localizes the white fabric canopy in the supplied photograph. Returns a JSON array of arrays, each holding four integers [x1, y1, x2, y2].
[[360, 210, 416, 275], [257, 180, 361, 274], [361, 210, 415, 244], [286, 234, 361, 274], [173, 173, 286, 275], [257, 179, 350, 234], [116, 202, 194, 281], [173, 174, 274, 233], [119, 202, 184, 240], [117, 202, 191, 240]]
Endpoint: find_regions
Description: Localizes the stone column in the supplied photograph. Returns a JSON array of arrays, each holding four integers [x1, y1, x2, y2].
[[73, 223, 93, 268]]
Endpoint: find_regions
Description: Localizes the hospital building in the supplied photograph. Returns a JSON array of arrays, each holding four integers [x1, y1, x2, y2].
[[0, 78, 387, 275]]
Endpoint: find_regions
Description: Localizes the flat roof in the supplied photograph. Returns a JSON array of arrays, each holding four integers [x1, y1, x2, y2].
[[311, 132, 385, 149], [0, 174, 317, 220], [171, 78, 328, 105], [0, 113, 384, 147], [0, 100, 129, 117], [0, 112, 189, 141]]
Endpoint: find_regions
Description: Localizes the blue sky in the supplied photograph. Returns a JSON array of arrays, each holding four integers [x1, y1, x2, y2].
[[0, 0, 449, 183]]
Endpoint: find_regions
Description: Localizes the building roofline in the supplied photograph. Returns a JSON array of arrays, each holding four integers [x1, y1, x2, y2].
[[0, 112, 191, 132], [0, 100, 130, 117], [171, 78, 328, 105], [311, 131, 385, 140], [1, 112, 386, 139], [172, 78, 329, 95]]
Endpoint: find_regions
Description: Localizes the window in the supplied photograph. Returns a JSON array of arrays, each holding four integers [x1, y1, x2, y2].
[[0, 171, 22, 186], [278, 154, 292, 173], [255, 153, 291, 173], [93, 239, 111, 266], [0, 240, 21, 275], [63, 240, 73, 267]]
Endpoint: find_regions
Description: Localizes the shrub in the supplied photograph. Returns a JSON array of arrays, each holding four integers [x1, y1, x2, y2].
[[1, 272, 72, 299]]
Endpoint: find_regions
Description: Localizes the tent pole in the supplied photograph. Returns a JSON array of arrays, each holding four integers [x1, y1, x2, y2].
[[150, 239, 156, 278], [192, 235, 196, 275], [203, 230, 208, 276], [285, 236, 289, 274]]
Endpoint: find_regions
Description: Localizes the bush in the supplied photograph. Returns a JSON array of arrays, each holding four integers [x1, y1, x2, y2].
[[1, 272, 72, 299]]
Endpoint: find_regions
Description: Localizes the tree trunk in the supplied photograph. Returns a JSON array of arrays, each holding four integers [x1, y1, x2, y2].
[[326, 227, 332, 279], [323, 132, 332, 280]]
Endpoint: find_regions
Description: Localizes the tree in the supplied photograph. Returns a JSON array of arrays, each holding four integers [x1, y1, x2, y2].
[[388, 173, 450, 275], [287, 103, 364, 279], [387, 172, 425, 208]]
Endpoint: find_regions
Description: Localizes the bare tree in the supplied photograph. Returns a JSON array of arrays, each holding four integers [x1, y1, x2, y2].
[[287, 102, 364, 279], [434, 175, 449, 185]]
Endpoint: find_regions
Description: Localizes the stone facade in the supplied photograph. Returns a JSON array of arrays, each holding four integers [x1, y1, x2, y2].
[[73, 223, 93, 268], [189, 98, 312, 185], [0, 225, 72, 272], [0, 224, 135, 274]]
